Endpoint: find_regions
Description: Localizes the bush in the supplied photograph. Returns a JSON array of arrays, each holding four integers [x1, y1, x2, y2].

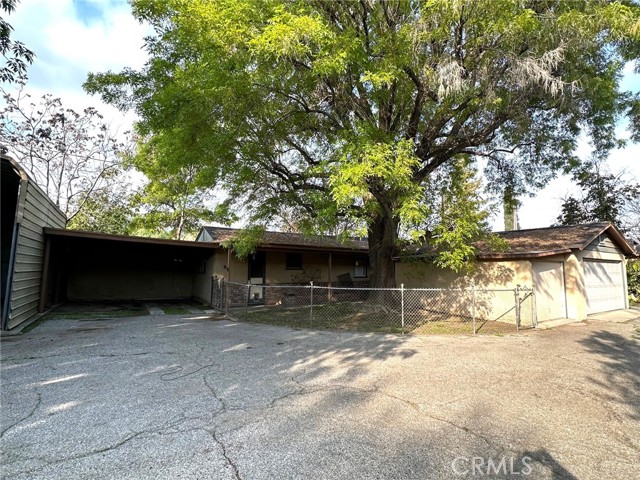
[[629, 259, 640, 305]]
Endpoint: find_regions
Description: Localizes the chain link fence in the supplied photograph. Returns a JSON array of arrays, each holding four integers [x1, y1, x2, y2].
[[212, 277, 536, 335]]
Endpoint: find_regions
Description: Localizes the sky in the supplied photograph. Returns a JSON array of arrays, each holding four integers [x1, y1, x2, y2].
[[4, 0, 640, 232]]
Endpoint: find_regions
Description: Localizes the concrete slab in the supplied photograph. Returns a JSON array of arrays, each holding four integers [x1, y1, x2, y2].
[[143, 303, 165, 316], [535, 318, 582, 330], [1, 315, 638, 479], [587, 308, 640, 323]]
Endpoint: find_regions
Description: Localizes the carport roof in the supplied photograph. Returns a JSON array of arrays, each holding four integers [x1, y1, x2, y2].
[[400, 222, 637, 260], [44, 228, 216, 251]]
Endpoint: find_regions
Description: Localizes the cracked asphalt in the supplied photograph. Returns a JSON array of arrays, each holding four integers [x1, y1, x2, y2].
[[1, 313, 639, 479]]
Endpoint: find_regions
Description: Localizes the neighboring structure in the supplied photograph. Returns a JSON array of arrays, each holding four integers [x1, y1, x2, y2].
[[1, 155, 67, 330], [396, 223, 636, 323], [195, 227, 369, 305]]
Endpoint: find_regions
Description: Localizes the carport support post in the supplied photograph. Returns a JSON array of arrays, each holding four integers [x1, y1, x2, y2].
[[309, 281, 314, 327], [400, 284, 405, 334]]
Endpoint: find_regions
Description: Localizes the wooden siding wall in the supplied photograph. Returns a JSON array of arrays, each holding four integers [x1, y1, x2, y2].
[[7, 180, 66, 329]]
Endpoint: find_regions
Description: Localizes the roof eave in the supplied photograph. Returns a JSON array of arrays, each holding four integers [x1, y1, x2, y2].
[[44, 228, 217, 249], [576, 223, 637, 257]]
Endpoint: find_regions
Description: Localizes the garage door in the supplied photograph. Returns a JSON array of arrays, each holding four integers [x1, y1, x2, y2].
[[583, 260, 625, 314]]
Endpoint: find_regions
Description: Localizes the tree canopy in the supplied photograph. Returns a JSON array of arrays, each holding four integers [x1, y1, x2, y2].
[[556, 163, 640, 235], [0, 0, 34, 83], [1, 85, 127, 221], [86, 0, 640, 286]]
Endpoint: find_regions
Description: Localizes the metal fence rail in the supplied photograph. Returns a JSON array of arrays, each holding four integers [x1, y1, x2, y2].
[[211, 277, 536, 335]]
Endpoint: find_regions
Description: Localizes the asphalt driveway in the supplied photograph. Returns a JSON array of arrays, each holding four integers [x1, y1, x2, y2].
[[1, 312, 639, 479]]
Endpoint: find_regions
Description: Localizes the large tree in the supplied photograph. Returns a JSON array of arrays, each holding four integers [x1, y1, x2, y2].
[[1, 85, 127, 221], [556, 163, 640, 235], [86, 0, 640, 287]]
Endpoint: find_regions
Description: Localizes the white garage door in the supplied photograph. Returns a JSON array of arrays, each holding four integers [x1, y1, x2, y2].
[[583, 260, 625, 314]]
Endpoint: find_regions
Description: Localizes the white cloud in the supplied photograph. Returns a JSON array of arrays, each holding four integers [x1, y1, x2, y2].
[[5, 0, 150, 133]]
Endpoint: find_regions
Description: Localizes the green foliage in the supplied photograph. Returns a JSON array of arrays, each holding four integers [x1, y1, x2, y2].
[[628, 259, 640, 304], [1, 0, 34, 83], [556, 164, 640, 231], [85, 0, 640, 284], [429, 159, 498, 271], [221, 225, 266, 260], [67, 187, 134, 235], [126, 137, 217, 240]]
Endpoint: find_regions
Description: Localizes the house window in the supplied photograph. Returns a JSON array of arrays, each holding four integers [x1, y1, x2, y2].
[[354, 257, 367, 278], [285, 253, 303, 270]]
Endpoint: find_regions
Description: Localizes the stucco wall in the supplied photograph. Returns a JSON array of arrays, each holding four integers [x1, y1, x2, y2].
[[67, 270, 193, 301], [395, 259, 532, 289], [210, 248, 368, 285], [395, 259, 532, 324], [192, 253, 216, 305], [265, 251, 366, 284]]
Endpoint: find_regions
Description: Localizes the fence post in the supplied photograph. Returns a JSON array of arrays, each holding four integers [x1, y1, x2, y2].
[[224, 279, 229, 316], [400, 283, 405, 334], [472, 285, 477, 335], [532, 284, 537, 328], [245, 281, 251, 316], [514, 284, 521, 331], [309, 281, 314, 328]]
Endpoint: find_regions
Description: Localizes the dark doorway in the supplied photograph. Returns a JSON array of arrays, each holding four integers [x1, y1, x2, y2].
[[247, 251, 266, 304]]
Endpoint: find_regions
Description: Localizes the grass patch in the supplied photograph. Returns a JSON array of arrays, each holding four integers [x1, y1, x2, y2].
[[231, 301, 524, 335], [160, 305, 192, 315], [43, 303, 148, 321]]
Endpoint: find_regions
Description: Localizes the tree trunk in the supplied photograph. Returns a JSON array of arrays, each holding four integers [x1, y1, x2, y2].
[[367, 210, 399, 288]]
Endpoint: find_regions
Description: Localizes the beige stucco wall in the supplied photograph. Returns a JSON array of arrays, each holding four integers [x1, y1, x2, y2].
[[208, 248, 368, 285], [396, 259, 532, 289], [265, 251, 366, 284], [395, 259, 532, 323], [192, 254, 216, 305], [67, 270, 193, 301]]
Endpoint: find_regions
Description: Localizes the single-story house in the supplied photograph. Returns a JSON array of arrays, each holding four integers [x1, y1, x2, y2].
[[195, 227, 369, 305], [1, 154, 67, 330], [396, 222, 636, 323]]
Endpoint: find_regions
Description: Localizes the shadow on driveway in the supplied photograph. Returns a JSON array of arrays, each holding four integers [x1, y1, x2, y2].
[[578, 328, 640, 421]]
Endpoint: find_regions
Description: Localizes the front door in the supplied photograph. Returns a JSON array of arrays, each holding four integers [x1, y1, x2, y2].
[[247, 251, 266, 304]]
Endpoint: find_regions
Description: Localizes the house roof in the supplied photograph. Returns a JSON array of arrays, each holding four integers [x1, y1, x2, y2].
[[199, 226, 368, 253], [401, 222, 637, 260]]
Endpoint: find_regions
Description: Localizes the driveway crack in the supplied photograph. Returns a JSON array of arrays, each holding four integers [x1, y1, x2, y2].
[[204, 428, 242, 480], [1, 392, 42, 438]]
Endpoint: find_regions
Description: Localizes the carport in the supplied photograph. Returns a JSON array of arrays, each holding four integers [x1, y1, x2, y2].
[[41, 228, 216, 309]]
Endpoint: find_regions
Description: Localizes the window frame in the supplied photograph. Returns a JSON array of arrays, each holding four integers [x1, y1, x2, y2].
[[354, 256, 368, 278], [285, 252, 303, 270]]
